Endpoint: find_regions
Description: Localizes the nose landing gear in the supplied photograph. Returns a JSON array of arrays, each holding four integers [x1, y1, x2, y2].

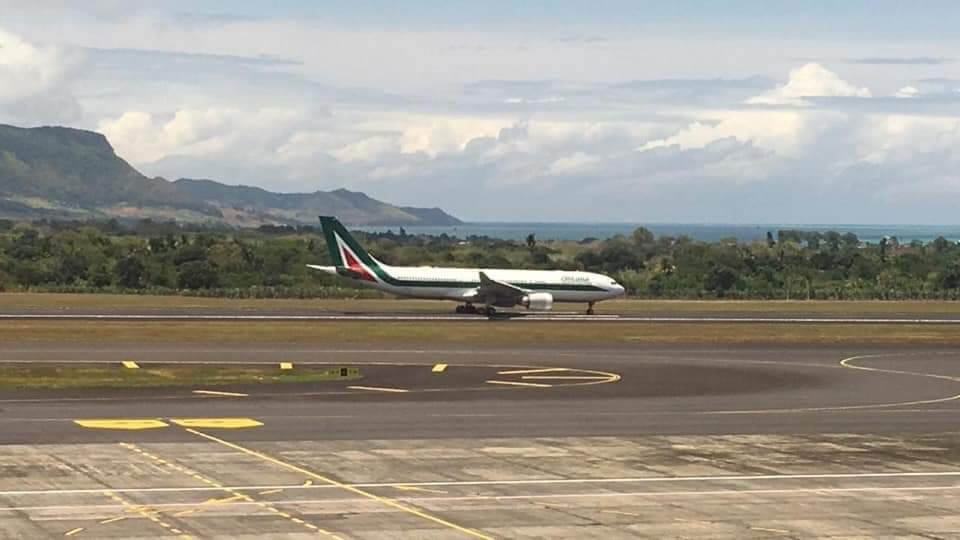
[[586, 301, 595, 315]]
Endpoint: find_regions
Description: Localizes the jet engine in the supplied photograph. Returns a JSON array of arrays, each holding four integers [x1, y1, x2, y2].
[[521, 292, 554, 311]]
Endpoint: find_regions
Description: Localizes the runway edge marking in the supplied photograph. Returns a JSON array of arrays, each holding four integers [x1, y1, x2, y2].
[[183, 427, 493, 540]]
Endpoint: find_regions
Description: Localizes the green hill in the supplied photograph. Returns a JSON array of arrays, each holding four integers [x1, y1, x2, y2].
[[0, 123, 461, 226], [0, 124, 218, 218], [172, 180, 461, 226]]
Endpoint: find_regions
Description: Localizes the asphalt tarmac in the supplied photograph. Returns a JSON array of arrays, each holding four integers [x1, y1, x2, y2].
[[1, 339, 959, 538], [6, 311, 960, 323]]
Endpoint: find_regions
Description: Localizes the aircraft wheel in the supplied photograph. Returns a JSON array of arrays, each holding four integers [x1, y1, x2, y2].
[[455, 305, 465, 314]]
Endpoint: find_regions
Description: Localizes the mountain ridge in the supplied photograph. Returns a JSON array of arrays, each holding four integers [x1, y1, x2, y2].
[[0, 123, 461, 226]]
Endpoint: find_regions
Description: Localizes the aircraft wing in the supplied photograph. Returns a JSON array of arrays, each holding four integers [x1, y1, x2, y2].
[[477, 271, 527, 301]]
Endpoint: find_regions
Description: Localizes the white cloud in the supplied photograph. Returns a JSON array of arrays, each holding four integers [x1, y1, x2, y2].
[[330, 135, 398, 163], [747, 63, 871, 106], [0, 29, 83, 124], [2, 8, 960, 223], [98, 107, 304, 165], [895, 86, 920, 98], [548, 151, 600, 175]]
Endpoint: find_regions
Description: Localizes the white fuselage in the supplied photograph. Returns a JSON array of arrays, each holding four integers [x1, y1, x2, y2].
[[310, 263, 625, 304]]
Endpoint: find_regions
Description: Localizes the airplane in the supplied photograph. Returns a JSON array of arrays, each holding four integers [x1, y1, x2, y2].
[[307, 216, 625, 315]]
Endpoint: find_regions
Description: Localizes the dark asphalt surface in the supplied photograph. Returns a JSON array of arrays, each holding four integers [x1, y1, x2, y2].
[[5, 309, 960, 323], [1, 343, 958, 444]]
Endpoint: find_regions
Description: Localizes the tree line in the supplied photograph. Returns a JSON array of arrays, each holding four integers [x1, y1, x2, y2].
[[1, 218, 960, 300]]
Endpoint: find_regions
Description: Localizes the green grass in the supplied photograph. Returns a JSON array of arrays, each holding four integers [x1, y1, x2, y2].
[[0, 363, 362, 389], [1, 320, 959, 345]]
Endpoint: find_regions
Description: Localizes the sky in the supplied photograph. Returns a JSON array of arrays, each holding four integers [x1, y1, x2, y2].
[[1, 1, 959, 223]]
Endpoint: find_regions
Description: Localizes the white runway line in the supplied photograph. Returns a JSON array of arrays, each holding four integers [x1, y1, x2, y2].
[[346, 385, 409, 393], [4, 484, 960, 513], [3, 470, 960, 498], [192, 390, 249, 397]]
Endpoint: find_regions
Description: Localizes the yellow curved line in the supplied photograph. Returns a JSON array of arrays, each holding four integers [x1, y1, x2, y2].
[[700, 352, 960, 415]]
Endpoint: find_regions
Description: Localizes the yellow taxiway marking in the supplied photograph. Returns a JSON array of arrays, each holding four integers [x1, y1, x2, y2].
[[74, 419, 168, 430], [347, 385, 409, 393], [259, 488, 283, 495], [120, 442, 339, 538], [192, 390, 249, 397], [64, 527, 84, 536], [121, 360, 139, 369], [202, 494, 245, 505], [521, 375, 613, 380], [432, 363, 448, 373], [280, 362, 293, 370], [302, 480, 313, 487], [486, 380, 551, 388], [497, 367, 568, 375], [99, 516, 126, 524], [170, 418, 262, 429], [185, 427, 492, 540], [104, 490, 192, 539], [393, 485, 449, 494]]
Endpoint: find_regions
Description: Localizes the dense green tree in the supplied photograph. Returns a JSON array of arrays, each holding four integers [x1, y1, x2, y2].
[[177, 261, 220, 289], [2, 220, 960, 300], [114, 256, 147, 289]]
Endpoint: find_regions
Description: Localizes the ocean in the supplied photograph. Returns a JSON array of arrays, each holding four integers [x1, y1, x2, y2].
[[355, 223, 960, 244]]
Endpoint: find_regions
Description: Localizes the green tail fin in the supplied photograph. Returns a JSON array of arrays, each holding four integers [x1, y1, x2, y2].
[[319, 216, 378, 267]]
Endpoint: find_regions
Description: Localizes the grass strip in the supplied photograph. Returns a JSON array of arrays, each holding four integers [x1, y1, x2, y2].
[[3, 293, 960, 316], [2, 320, 960, 345], [0, 363, 362, 389]]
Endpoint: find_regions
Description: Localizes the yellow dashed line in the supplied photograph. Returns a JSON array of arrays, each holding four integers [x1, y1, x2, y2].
[[99, 516, 125, 524], [280, 362, 293, 370], [121, 360, 139, 369], [432, 363, 448, 373], [119, 442, 339, 538], [185, 428, 492, 539], [104, 490, 192, 539], [259, 488, 283, 495], [64, 527, 84, 536]]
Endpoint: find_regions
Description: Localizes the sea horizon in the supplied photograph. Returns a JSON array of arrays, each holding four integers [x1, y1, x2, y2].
[[355, 222, 960, 244]]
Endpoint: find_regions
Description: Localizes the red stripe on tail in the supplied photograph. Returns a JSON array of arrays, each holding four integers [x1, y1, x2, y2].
[[343, 248, 376, 282]]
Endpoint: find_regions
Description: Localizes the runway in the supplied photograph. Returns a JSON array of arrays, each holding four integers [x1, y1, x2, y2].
[[6, 311, 960, 323], [1, 341, 958, 537]]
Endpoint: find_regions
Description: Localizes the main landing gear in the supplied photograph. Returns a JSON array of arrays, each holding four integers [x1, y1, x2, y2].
[[586, 301, 595, 315], [455, 304, 497, 316]]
